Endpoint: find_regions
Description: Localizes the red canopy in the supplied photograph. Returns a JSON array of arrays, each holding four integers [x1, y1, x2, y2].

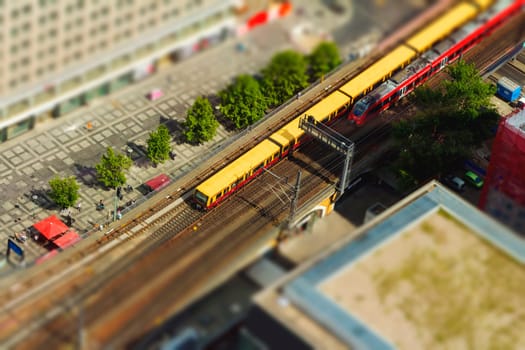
[[52, 231, 81, 249], [33, 215, 69, 240], [145, 173, 170, 191]]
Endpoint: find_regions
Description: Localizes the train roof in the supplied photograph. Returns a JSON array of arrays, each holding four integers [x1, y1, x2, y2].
[[196, 139, 280, 197], [406, 3, 478, 52], [270, 117, 305, 148], [338, 45, 416, 98], [390, 56, 430, 85], [472, 0, 494, 11], [303, 91, 350, 121]]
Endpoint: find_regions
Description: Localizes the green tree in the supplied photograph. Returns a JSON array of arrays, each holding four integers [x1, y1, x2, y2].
[[219, 75, 268, 129], [95, 147, 132, 188], [393, 60, 497, 181], [48, 175, 80, 209], [147, 124, 171, 165], [183, 96, 219, 143], [262, 50, 309, 106], [308, 41, 342, 80]]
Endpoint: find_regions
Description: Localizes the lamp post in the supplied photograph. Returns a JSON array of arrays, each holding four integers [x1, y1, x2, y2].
[[113, 188, 119, 222], [31, 194, 38, 219], [126, 147, 133, 160]]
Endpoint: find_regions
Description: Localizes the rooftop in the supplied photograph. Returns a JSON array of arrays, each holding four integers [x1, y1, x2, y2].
[[253, 181, 525, 349]]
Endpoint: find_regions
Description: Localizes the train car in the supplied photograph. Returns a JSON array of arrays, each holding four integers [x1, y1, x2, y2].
[[269, 90, 350, 153], [349, 0, 522, 124], [194, 139, 280, 209], [338, 45, 416, 102]]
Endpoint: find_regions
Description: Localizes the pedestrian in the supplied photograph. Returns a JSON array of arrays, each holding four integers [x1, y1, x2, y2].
[[76, 202, 81, 212], [117, 210, 122, 220]]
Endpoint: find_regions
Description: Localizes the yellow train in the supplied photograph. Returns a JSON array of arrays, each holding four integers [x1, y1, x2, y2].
[[194, 0, 521, 209]]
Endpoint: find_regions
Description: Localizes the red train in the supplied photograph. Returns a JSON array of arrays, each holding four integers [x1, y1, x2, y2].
[[349, 0, 525, 125]]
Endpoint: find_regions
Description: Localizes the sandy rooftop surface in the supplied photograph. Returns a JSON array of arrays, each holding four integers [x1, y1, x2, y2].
[[319, 209, 525, 350]]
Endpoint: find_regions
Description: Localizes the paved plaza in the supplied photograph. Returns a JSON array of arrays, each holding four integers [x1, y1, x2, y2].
[[0, 0, 426, 267], [0, 1, 360, 267]]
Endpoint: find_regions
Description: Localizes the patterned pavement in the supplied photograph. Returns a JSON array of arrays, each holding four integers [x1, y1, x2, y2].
[[0, 1, 357, 267]]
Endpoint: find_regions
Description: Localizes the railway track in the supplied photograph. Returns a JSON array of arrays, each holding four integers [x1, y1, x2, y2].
[[3, 6, 525, 349]]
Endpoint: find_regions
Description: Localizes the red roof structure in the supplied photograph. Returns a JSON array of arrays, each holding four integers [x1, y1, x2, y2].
[[33, 215, 69, 240], [52, 231, 81, 249], [145, 173, 170, 192]]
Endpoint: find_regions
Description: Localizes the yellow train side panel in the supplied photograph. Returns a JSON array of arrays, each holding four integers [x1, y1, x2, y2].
[[339, 45, 416, 98], [406, 3, 478, 52], [196, 140, 280, 199], [303, 91, 350, 122]]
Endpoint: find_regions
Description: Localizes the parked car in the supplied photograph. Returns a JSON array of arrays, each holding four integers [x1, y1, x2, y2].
[[442, 174, 465, 192], [464, 171, 484, 189]]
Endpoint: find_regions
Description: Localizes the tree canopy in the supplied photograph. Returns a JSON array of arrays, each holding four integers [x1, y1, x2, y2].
[[393, 60, 498, 181], [219, 75, 268, 129], [48, 175, 80, 209], [262, 50, 309, 106], [147, 124, 171, 165], [95, 147, 132, 188], [183, 96, 219, 144], [308, 41, 342, 80]]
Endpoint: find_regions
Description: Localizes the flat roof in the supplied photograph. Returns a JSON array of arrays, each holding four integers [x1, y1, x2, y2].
[[254, 181, 525, 349]]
